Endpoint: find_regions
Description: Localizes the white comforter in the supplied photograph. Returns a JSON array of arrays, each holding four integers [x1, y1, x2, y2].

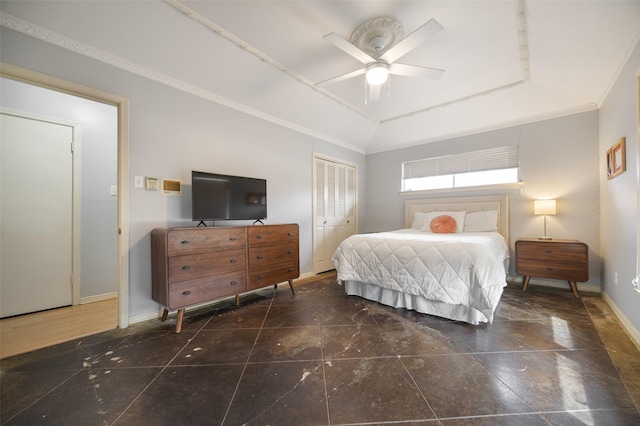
[[331, 229, 510, 323]]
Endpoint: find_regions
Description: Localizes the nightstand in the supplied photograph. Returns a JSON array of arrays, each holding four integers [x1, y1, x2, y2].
[[515, 238, 589, 298]]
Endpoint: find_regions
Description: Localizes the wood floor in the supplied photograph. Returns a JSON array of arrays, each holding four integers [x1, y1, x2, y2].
[[0, 298, 118, 359]]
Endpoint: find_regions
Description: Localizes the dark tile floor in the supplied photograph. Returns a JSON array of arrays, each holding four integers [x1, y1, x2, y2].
[[2, 273, 640, 425]]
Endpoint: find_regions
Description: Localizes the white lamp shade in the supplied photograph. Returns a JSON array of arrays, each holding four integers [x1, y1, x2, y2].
[[534, 199, 557, 215], [366, 63, 389, 85]]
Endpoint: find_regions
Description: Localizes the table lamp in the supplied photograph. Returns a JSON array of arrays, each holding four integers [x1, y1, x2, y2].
[[534, 199, 556, 240]]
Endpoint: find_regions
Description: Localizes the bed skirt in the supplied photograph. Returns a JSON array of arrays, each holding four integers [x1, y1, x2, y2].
[[343, 280, 492, 325]]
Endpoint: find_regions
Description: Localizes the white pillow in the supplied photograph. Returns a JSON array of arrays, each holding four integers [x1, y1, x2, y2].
[[420, 211, 466, 233], [464, 210, 498, 232], [411, 211, 427, 229]]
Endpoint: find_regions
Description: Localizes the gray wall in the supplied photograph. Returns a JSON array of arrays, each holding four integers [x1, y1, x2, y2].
[[599, 41, 640, 334], [366, 111, 602, 292], [0, 77, 118, 300], [0, 27, 366, 320]]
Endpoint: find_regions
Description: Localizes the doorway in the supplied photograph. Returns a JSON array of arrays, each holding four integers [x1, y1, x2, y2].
[[0, 62, 130, 333]]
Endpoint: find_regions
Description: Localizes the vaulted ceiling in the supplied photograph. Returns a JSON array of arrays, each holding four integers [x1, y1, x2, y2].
[[1, 1, 639, 153]]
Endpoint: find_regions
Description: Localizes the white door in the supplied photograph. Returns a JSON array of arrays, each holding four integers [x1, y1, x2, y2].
[[313, 156, 357, 274], [1, 112, 74, 317]]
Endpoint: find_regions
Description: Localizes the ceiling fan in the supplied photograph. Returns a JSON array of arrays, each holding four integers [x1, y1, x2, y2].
[[317, 17, 445, 103]]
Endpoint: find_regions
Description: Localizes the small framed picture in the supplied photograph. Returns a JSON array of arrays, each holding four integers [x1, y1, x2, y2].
[[607, 137, 626, 180]]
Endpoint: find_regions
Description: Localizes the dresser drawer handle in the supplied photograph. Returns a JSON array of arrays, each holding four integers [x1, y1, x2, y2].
[[257, 255, 263, 260], [256, 235, 263, 239], [182, 266, 191, 271], [230, 259, 237, 264], [545, 250, 553, 254], [287, 250, 294, 255], [288, 268, 294, 272], [257, 274, 265, 280], [229, 237, 236, 241], [546, 267, 554, 271], [288, 232, 294, 237], [181, 240, 190, 245], [230, 281, 238, 286], [182, 291, 191, 296]]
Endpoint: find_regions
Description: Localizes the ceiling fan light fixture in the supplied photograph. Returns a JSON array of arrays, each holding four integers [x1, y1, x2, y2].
[[366, 62, 389, 85]]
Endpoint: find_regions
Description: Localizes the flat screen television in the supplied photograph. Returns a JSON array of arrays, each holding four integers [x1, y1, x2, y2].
[[192, 171, 267, 222]]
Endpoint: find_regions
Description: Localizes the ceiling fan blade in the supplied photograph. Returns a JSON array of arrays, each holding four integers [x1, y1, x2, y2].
[[316, 68, 366, 87], [389, 63, 445, 80], [380, 19, 443, 64], [366, 83, 381, 104], [323, 33, 376, 64]]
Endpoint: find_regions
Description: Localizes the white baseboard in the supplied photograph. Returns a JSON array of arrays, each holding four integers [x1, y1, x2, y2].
[[128, 273, 318, 325], [602, 291, 640, 350], [80, 292, 117, 305], [506, 275, 601, 293]]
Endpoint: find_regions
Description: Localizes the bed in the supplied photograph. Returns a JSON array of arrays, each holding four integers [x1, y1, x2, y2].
[[331, 195, 510, 324]]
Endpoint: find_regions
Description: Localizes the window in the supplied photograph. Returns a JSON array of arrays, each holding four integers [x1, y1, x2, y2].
[[402, 145, 519, 192]]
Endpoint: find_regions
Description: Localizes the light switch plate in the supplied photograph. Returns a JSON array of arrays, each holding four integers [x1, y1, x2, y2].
[[134, 175, 144, 188]]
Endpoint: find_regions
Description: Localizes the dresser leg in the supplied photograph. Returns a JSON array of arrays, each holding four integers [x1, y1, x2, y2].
[[175, 308, 185, 333], [161, 308, 169, 321], [288, 279, 296, 295], [235, 294, 240, 306], [568, 281, 580, 298], [522, 276, 531, 291]]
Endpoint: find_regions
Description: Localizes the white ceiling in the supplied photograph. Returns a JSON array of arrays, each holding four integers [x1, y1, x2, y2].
[[1, 1, 639, 153]]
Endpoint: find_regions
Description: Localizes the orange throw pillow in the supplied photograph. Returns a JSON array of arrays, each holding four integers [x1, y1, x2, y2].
[[430, 215, 457, 233]]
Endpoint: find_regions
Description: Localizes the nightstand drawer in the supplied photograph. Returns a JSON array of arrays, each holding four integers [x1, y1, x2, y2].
[[516, 241, 587, 263], [516, 258, 588, 282]]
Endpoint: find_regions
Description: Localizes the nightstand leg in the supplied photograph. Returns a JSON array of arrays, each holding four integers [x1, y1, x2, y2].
[[568, 281, 580, 298], [522, 276, 531, 291]]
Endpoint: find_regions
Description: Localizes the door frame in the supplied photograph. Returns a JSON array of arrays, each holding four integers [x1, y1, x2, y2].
[[1, 62, 131, 329], [1, 108, 82, 308]]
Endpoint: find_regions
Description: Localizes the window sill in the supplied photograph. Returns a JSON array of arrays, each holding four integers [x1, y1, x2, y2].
[[400, 182, 523, 196]]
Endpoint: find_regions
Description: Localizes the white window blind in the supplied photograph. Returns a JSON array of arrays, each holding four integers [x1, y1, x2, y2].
[[402, 145, 519, 191]]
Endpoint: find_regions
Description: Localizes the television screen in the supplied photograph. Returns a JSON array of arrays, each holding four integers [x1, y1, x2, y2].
[[192, 171, 267, 221]]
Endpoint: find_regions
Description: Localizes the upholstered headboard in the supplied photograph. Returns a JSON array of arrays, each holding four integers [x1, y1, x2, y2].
[[404, 195, 509, 243]]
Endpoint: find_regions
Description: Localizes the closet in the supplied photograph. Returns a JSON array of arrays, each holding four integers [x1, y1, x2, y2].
[[313, 156, 357, 273]]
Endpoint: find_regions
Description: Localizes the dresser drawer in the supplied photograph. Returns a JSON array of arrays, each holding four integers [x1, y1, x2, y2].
[[247, 264, 299, 291], [167, 271, 247, 309], [247, 224, 298, 247], [168, 249, 245, 283], [516, 241, 587, 263], [516, 258, 588, 282], [167, 227, 245, 256], [248, 242, 298, 269]]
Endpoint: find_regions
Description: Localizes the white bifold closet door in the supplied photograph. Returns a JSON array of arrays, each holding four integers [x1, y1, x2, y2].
[[1, 112, 73, 318], [313, 157, 356, 274]]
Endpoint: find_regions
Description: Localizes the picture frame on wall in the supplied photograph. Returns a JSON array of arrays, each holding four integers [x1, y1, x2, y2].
[[607, 137, 626, 180]]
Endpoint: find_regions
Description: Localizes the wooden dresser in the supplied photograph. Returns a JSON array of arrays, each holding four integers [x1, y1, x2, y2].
[[515, 238, 588, 298], [152, 224, 299, 332]]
